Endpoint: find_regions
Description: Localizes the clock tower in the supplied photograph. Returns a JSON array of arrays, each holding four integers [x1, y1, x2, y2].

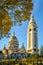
[[27, 16, 38, 53]]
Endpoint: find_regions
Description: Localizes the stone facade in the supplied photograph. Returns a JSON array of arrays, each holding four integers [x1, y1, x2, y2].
[[27, 16, 38, 53], [0, 15, 38, 59]]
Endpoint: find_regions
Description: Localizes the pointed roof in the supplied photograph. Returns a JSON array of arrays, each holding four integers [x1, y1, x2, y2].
[[12, 32, 15, 36], [29, 15, 35, 23], [19, 43, 26, 53], [21, 43, 25, 50], [18, 43, 26, 53], [2, 44, 7, 50], [29, 15, 37, 27]]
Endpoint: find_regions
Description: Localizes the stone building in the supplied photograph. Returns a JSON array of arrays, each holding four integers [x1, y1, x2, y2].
[[27, 16, 38, 53], [0, 15, 38, 59]]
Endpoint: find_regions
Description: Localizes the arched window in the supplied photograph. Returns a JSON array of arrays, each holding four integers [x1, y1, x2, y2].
[[29, 29, 31, 32], [34, 28, 36, 31]]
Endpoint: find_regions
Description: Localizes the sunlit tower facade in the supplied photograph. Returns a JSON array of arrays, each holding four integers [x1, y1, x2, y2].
[[27, 16, 38, 53]]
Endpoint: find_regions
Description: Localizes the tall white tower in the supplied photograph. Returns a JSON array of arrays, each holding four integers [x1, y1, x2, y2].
[[27, 16, 38, 53]]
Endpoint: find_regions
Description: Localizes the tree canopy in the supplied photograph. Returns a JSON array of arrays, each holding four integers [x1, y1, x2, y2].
[[40, 45, 43, 56], [0, 0, 33, 39]]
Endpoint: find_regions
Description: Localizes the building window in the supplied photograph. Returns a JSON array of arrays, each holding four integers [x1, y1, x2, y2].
[[29, 29, 31, 32], [34, 28, 36, 31]]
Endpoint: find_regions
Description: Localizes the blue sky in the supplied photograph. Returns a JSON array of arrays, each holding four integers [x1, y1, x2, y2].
[[0, 0, 43, 50]]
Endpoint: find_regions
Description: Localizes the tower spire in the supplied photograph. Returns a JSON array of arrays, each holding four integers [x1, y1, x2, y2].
[[4, 44, 6, 48], [29, 15, 35, 24], [12, 32, 15, 36]]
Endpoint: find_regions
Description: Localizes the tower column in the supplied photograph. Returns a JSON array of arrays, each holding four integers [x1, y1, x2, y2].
[[27, 16, 38, 54]]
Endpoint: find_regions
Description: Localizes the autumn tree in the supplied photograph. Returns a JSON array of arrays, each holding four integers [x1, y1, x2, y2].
[[0, 0, 33, 39]]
